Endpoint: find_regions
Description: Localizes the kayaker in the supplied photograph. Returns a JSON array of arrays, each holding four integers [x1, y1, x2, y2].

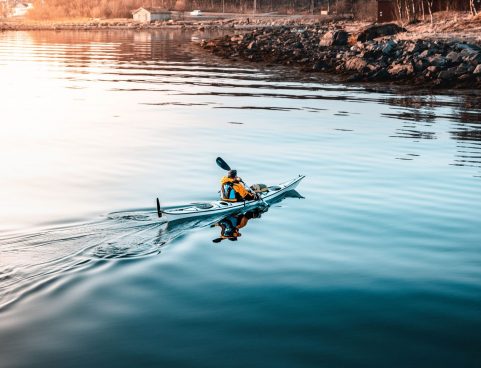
[[220, 169, 258, 202]]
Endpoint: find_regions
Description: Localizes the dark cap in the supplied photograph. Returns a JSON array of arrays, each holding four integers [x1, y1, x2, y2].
[[228, 169, 237, 178]]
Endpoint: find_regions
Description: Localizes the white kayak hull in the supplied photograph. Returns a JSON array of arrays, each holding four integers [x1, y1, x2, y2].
[[158, 175, 305, 222]]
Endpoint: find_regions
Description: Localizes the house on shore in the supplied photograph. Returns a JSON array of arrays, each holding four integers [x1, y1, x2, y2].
[[132, 7, 171, 23], [12, 2, 33, 17]]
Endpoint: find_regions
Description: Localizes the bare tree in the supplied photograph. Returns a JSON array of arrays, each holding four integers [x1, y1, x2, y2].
[[426, 0, 434, 24], [395, 0, 404, 26], [469, 0, 478, 15]]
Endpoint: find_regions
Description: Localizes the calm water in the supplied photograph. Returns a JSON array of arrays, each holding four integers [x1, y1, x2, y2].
[[1, 30, 481, 368]]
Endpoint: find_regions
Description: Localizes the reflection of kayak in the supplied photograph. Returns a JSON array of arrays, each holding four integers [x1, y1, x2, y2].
[[157, 175, 305, 222], [155, 187, 304, 245]]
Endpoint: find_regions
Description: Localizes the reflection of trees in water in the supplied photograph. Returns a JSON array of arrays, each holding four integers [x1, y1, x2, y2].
[[11, 31, 481, 176], [452, 128, 481, 142], [382, 93, 481, 173], [27, 29, 199, 64], [384, 95, 437, 142], [451, 122, 481, 170]]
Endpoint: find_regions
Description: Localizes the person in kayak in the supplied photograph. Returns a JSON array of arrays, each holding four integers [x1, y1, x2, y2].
[[221, 169, 258, 202]]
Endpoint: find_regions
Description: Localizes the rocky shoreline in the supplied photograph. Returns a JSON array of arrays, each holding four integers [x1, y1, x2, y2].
[[0, 20, 213, 31], [0, 15, 344, 32], [200, 23, 481, 89]]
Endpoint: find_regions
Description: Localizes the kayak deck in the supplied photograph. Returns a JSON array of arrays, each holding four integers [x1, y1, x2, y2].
[[157, 175, 305, 221]]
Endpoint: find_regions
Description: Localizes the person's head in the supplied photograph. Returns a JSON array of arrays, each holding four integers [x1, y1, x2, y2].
[[227, 169, 237, 179]]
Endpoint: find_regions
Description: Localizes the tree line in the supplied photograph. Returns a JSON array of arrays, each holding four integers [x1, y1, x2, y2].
[[26, 0, 478, 20], [394, 0, 478, 24], [27, 0, 333, 19]]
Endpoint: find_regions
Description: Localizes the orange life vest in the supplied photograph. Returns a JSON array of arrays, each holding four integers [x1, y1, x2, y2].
[[220, 176, 251, 201]]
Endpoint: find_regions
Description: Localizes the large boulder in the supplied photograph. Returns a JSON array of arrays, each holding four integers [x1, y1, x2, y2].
[[356, 23, 406, 42], [319, 30, 349, 47]]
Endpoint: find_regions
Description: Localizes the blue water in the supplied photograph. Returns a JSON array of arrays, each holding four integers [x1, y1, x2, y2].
[[0, 30, 481, 368]]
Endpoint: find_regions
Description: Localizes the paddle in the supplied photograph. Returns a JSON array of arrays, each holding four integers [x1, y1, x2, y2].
[[156, 198, 162, 218], [216, 157, 266, 205], [217, 155, 246, 184], [216, 156, 243, 184], [216, 157, 231, 171]]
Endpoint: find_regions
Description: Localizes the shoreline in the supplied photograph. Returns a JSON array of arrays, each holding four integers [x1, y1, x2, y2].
[[0, 14, 351, 31], [1, 12, 480, 37], [2, 14, 481, 89], [197, 16, 481, 89]]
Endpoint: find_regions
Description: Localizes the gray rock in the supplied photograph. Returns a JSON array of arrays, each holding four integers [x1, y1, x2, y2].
[[415, 59, 427, 71], [428, 55, 447, 67], [319, 30, 349, 47], [455, 43, 481, 54], [418, 49, 432, 58], [446, 51, 461, 64], [382, 40, 397, 55], [469, 52, 481, 66], [438, 68, 456, 80], [455, 63, 470, 76], [474, 65, 481, 75]]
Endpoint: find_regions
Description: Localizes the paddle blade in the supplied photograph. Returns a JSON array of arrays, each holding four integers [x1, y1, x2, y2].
[[156, 198, 162, 218], [216, 157, 231, 171]]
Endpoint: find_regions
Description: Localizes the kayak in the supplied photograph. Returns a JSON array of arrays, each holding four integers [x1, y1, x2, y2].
[[157, 175, 305, 222]]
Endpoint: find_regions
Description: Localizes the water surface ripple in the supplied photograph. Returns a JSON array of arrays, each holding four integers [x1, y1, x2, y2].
[[1, 30, 481, 368]]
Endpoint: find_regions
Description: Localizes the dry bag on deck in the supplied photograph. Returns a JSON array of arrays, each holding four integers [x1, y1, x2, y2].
[[250, 184, 268, 193]]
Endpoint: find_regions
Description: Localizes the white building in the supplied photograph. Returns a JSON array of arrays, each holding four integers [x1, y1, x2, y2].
[[12, 2, 33, 17], [132, 7, 171, 23]]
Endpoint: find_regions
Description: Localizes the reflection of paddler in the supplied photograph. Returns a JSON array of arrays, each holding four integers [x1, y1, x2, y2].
[[212, 209, 263, 243]]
